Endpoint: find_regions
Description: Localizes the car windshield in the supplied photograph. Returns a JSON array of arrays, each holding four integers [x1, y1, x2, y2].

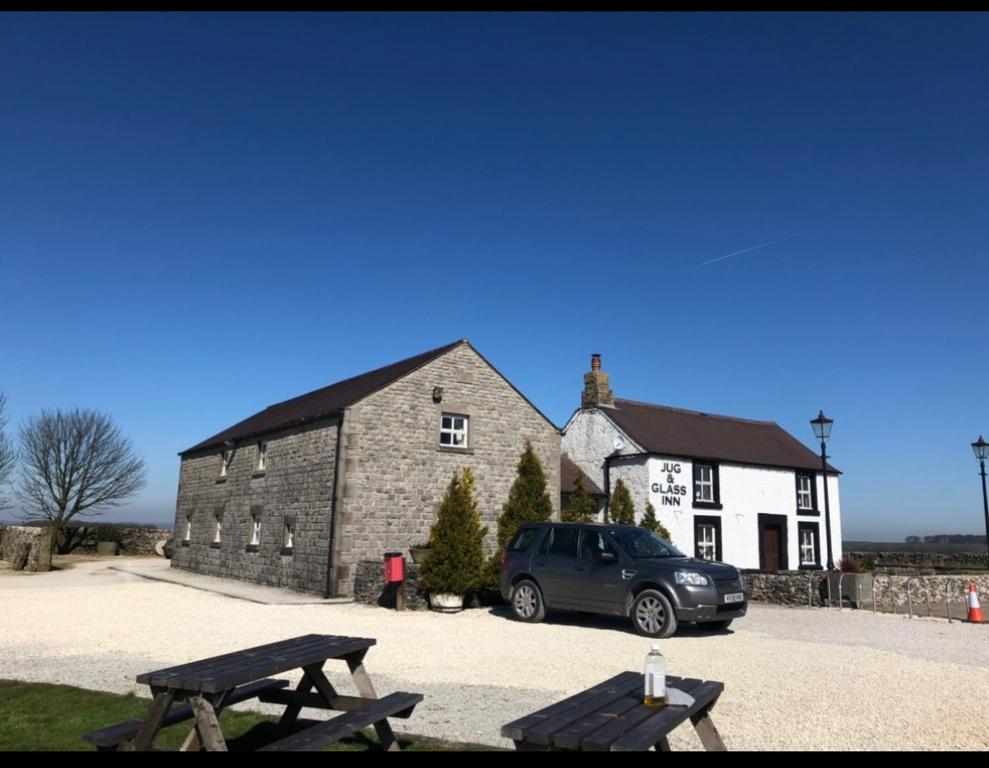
[[608, 528, 685, 559]]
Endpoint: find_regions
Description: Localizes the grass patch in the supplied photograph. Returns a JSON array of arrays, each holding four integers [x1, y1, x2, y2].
[[0, 680, 498, 751]]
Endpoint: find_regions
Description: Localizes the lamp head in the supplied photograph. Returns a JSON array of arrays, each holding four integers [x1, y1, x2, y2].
[[811, 410, 833, 441]]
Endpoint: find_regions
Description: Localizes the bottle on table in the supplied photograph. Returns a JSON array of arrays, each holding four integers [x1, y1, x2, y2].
[[644, 643, 667, 708]]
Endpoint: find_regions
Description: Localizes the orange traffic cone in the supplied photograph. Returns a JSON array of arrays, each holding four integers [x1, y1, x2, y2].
[[967, 583, 985, 624]]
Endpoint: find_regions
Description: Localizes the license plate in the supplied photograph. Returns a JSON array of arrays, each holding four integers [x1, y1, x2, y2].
[[723, 593, 744, 604]]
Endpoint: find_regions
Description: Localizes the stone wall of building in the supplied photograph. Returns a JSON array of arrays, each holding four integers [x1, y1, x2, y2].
[[171, 418, 338, 595], [0, 525, 53, 572], [59, 524, 172, 555], [331, 343, 560, 596]]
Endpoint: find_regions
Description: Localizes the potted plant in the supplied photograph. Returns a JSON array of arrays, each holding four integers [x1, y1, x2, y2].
[[418, 468, 487, 612], [408, 542, 431, 564]]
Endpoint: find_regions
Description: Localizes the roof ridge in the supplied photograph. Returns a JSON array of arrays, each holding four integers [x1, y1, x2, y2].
[[613, 398, 778, 427], [265, 339, 466, 409]]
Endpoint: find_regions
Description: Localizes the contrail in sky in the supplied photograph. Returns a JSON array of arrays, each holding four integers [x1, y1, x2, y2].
[[700, 235, 796, 266]]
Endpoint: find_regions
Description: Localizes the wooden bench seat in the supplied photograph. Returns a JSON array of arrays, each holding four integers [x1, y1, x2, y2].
[[259, 692, 424, 752], [82, 678, 289, 749]]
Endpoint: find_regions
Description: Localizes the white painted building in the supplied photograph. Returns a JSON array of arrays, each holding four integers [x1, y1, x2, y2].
[[562, 355, 842, 572]]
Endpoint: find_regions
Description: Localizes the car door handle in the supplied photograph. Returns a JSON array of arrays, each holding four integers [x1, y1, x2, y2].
[[621, 569, 636, 580]]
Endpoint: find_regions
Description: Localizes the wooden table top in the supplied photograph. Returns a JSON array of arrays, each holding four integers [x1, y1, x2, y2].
[[136, 634, 376, 694], [502, 671, 725, 751]]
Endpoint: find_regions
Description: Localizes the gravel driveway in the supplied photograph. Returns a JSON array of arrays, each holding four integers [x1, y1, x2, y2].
[[2, 558, 987, 750]]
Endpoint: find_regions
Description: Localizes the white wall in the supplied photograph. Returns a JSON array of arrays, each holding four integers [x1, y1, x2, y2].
[[561, 409, 642, 491]]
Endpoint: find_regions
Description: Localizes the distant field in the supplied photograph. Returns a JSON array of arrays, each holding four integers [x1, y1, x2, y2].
[[844, 541, 986, 554]]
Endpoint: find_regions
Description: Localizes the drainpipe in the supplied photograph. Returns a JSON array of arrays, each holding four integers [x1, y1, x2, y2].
[[324, 410, 347, 599]]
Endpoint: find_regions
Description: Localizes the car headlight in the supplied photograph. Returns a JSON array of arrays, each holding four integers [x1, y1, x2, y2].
[[675, 571, 710, 586]]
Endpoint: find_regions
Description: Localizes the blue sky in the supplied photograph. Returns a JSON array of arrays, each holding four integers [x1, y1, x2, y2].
[[2, 13, 987, 540]]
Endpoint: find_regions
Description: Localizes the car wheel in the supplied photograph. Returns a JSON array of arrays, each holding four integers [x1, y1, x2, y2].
[[705, 618, 733, 631], [510, 579, 546, 623], [631, 590, 677, 638]]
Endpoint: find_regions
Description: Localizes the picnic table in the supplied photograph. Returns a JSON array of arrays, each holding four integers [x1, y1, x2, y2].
[[82, 633, 422, 752], [501, 671, 726, 751]]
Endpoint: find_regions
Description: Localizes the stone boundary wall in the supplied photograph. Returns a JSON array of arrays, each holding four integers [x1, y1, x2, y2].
[[354, 560, 427, 610], [847, 550, 988, 569], [744, 570, 989, 609], [60, 524, 173, 556], [0, 525, 53, 572]]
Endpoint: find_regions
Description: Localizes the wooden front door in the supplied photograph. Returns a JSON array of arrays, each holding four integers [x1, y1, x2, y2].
[[762, 527, 781, 571]]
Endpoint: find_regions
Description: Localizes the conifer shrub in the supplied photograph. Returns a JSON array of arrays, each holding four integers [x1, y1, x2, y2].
[[419, 468, 488, 596], [640, 500, 673, 543], [562, 469, 596, 523], [609, 479, 636, 526]]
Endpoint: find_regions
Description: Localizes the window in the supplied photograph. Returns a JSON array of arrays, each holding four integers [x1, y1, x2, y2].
[[538, 527, 579, 558], [509, 528, 540, 553], [578, 530, 616, 561], [219, 450, 231, 478], [182, 516, 192, 545], [212, 513, 222, 546], [608, 528, 684, 559], [798, 523, 820, 568], [694, 516, 722, 562], [282, 519, 295, 554], [697, 525, 716, 561], [439, 414, 468, 448], [796, 473, 817, 513], [257, 442, 267, 472], [692, 462, 721, 508]]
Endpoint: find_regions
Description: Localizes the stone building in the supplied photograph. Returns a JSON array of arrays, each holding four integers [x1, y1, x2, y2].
[[171, 340, 560, 596], [563, 355, 842, 571]]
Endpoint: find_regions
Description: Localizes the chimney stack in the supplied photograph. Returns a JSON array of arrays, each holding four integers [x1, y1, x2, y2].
[[582, 353, 614, 409]]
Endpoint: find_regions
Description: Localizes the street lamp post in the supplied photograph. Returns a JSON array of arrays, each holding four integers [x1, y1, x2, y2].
[[811, 410, 835, 570], [971, 436, 989, 570]]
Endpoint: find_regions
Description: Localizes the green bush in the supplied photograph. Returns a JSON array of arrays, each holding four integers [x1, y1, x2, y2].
[[483, 441, 553, 592], [860, 554, 877, 572], [639, 501, 673, 543], [562, 469, 596, 523], [609, 479, 635, 526], [419, 468, 488, 596]]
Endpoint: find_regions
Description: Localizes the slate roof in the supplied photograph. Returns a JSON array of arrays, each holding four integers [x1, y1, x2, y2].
[[561, 455, 605, 495], [181, 340, 465, 454], [603, 398, 839, 474]]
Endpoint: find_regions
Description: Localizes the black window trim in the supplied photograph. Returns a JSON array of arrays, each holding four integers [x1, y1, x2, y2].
[[694, 515, 723, 562], [795, 471, 819, 515], [692, 460, 722, 510], [798, 521, 822, 570]]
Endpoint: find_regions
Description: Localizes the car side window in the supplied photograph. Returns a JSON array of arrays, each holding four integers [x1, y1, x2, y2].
[[539, 527, 578, 558], [578, 531, 615, 561], [509, 528, 539, 552]]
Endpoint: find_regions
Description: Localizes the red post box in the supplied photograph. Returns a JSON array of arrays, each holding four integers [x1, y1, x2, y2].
[[384, 552, 405, 583]]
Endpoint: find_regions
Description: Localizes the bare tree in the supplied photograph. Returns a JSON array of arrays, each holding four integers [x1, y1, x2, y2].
[[0, 393, 16, 509], [17, 408, 147, 542]]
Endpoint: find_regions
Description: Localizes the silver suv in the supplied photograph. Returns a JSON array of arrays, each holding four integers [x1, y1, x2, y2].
[[499, 522, 747, 637]]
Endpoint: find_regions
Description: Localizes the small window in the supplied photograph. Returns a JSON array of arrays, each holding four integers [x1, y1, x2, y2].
[[212, 515, 222, 544], [796, 473, 816, 511], [250, 516, 261, 547], [799, 526, 818, 567], [694, 516, 722, 562], [439, 414, 468, 448], [694, 464, 714, 503], [219, 450, 231, 478], [283, 522, 294, 551], [697, 525, 717, 561], [257, 442, 267, 472], [182, 516, 192, 544]]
